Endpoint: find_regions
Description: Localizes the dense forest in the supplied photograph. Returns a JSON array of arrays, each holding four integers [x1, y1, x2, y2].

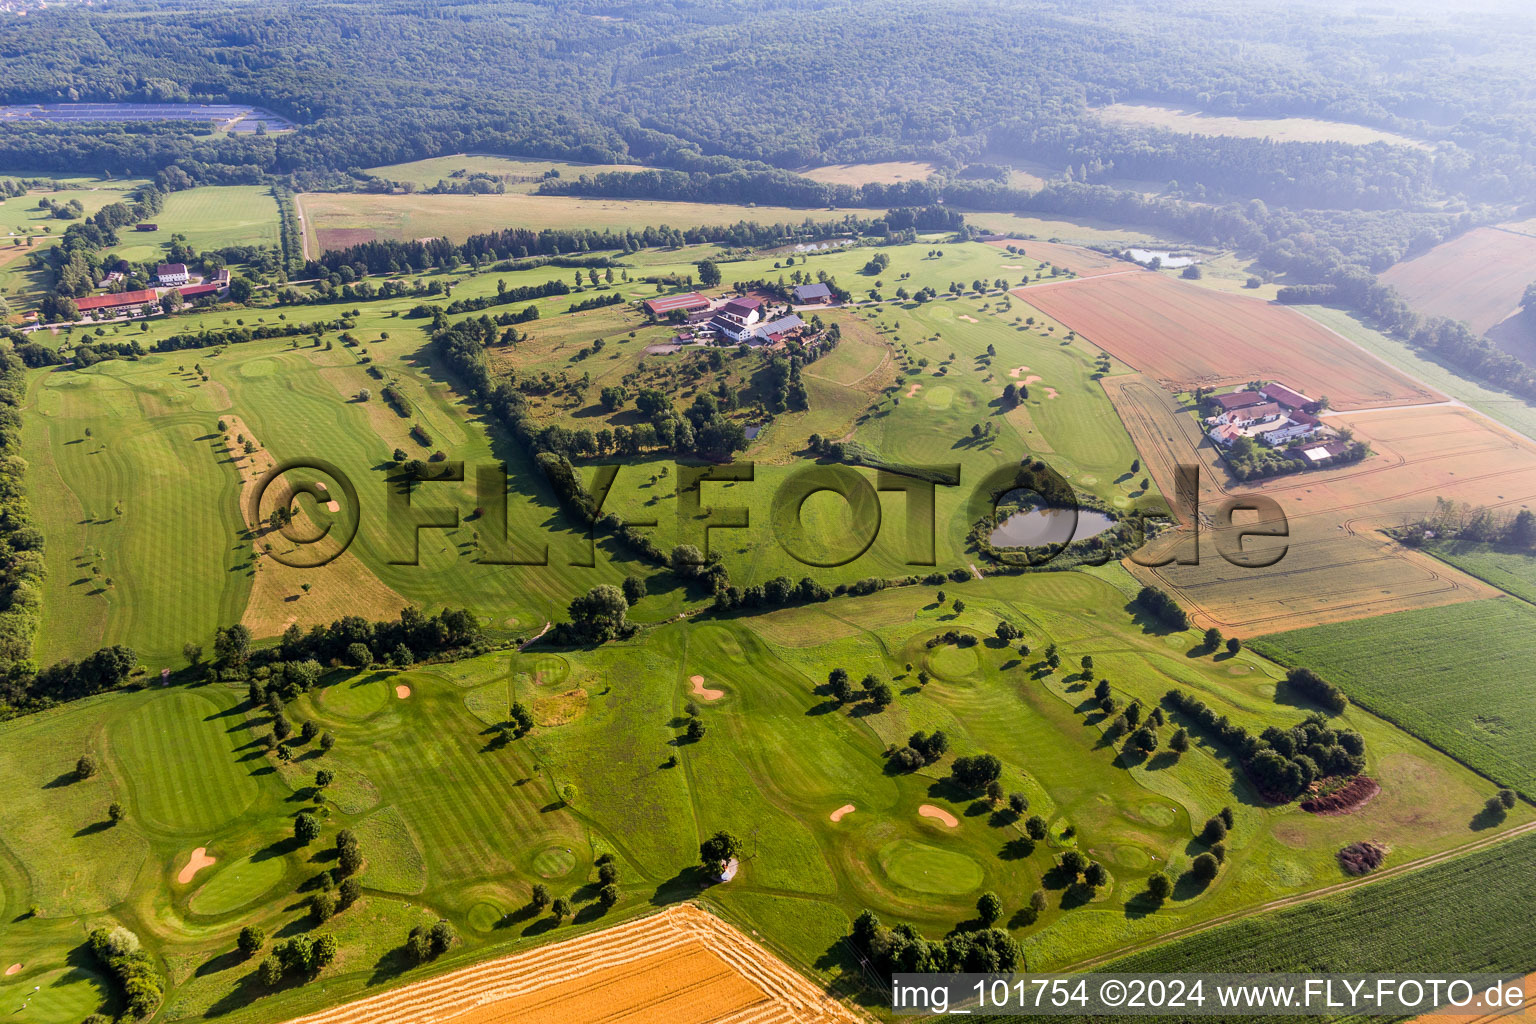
[[2, 0, 1536, 209]]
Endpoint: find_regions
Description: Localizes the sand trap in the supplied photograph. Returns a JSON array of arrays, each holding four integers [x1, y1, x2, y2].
[[1001, 264, 1024, 270], [177, 847, 217, 885], [325, 500, 341, 513], [395, 684, 411, 699], [1021, 374, 1042, 386], [4, 963, 20, 977], [1008, 365, 1030, 378], [918, 804, 959, 828], [905, 382, 923, 398], [314, 481, 327, 492], [958, 314, 979, 323], [689, 674, 724, 700], [1043, 386, 1059, 399], [830, 804, 855, 822]]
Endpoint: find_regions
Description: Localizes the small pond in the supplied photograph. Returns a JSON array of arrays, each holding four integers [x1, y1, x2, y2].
[[989, 507, 1117, 548], [1125, 247, 1199, 268]]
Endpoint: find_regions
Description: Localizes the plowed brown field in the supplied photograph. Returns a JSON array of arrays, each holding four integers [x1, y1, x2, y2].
[[1380, 226, 1536, 335], [1108, 377, 1536, 632], [1024, 273, 1439, 410], [281, 904, 862, 1024]]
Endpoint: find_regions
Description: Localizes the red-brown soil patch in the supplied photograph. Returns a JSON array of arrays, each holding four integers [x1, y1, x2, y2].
[[316, 227, 377, 251], [1023, 272, 1439, 410], [1302, 776, 1381, 815], [1380, 226, 1536, 335]]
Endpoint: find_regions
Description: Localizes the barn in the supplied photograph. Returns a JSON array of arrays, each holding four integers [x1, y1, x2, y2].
[[643, 292, 711, 318]]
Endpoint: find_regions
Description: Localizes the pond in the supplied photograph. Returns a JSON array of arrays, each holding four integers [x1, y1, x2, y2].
[[989, 506, 1118, 548], [1125, 247, 1199, 269]]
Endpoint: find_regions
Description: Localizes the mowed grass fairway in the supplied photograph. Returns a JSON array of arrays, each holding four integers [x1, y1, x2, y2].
[[1253, 598, 1536, 798], [107, 185, 281, 264], [0, 570, 1519, 1022], [363, 154, 651, 191]]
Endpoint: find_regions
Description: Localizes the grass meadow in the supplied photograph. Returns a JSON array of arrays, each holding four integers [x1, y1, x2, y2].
[[107, 185, 281, 265], [1252, 597, 1536, 798], [363, 154, 651, 191], [0, 569, 1516, 1022]]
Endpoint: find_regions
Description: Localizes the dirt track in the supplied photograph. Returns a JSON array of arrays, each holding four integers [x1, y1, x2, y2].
[[279, 903, 863, 1024]]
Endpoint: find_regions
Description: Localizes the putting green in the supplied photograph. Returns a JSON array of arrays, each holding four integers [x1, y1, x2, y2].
[[188, 851, 290, 916], [927, 643, 981, 681], [531, 845, 577, 878], [321, 676, 390, 719], [878, 839, 983, 896], [524, 654, 569, 687], [6, 966, 113, 1024], [923, 384, 955, 409], [467, 900, 505, 932]]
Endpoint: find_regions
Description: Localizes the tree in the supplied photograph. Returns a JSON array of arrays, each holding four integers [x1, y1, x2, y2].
[[621, 574, 647, 604], [1169, 727, 1190, 753], [868, 681, 894, 708], [76, 753, 98, 779], [598, 883, 620, 908], [294, 811, 321, 844], [1008, 792, 1029, 815], [1226, 637, 1241, 655], [238, 926, 266, 957], [598, 861, 619, 886], [697, 259, 722, 287], [1025, 815, 1048, 841], [1201, 816, 1228, 844], [313, 934, 339, 969], [339, 876, 362, 909], [1499, 788, 1518, 810], [530, 883, 551, 910], [952, 598, 966, 614], [183, 642, 203, 665], [258, 954, 283, 987], [1030, 888, 1048, 912], [320, 732, 336, 754], [700, 829, 742, 873], [346, 642, 371, 667], [301, 719, 319, 743], [1191, 852, 1219, 882], [428, 921, 455, 954], [108, 802, 125, 825], [1203, 627, 1222, 649], [310, 891, 337, 923], [1219, 805, 1235, 828], [686, 717, 706, 741], [567, 584, 629, 642], [950, 753, 1002, 792], [1060, 850, 1087, 877], [215, 623, 252, 667], [976, 891, 1002, 925], [1083, 862, 1108, 888], [551, 897, 572, 923], [1146, 871, 1172, 901]]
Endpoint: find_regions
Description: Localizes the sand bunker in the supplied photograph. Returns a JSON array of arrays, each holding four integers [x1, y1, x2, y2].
[[177, 847, 217, 885], [1043, 386, 1059, 399], [958, 314, 979, 323], [1008, 366, 1030, 378], [395, 684, 411, 699], [905, 382, 923, 398], [314, 481, 327, 492], [918, 804, 959, 828], [689, 674, 724, 701], [1021, 374, 1042, 386], [3, 963, 20, 977], [325, 500, 341, 513], [829, 804, 855, 822], [1001, 264, 1024, 270]]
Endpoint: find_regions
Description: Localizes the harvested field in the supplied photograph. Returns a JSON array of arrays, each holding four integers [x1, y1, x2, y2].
[[1337, 841, 1388, 876], [278, 903, 860, 1024], [177, 846, 217, 884], [1380, 227, 1536, 335], [1110, 377, 1523, 632], [1302, 777, 1381, 816], [1094, 103, 1426, 148], [986, 238, 1127, 277], [688, 674, 724, 701], [800, 160, 936, 185], [918, 804, 959, 828], [316, 227, 377, 250], [1025, 272, 1439, 410]]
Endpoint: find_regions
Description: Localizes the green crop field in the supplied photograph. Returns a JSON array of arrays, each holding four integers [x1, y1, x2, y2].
[[1253, 598, 1536, 798], [1420, 540, 1536, 605], [0, 568, 1518, 1023], [1047, 828, 1536, 1024]]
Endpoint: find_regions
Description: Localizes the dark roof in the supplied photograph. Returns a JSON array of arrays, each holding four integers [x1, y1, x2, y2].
[[1260, 382, 1313, 408], [1210, 390, 1268, 411], [156, 263, 187, 276], [719, 297, 759, 318], [756, 314, 804, 337], [792, 282, 832, 300], [75, 288, 157, 311]]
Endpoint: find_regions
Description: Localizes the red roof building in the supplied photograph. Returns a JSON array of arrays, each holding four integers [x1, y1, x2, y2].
[[1260, 382, 1314, 410], [177, 283, 222, 300], [643, 292, 711, 317], [75, 289, 157, 312]]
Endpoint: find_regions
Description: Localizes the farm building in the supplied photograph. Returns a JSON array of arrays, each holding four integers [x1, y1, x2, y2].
[[643, 291, 711, 318], [75, 289, 158, 313], [155, 263, 190, 286], [754, 313, 805, 345], [135, 223, 158, 232], [792, 282, 833, 304], [710, 297, 762, 342], [1205, 384, 1330, 449], [177, 283, 222, 300], [1208, 390, 1271, 413], [1260, 382, 1314, 411]]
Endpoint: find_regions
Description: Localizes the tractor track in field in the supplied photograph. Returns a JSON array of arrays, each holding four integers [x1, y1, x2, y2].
[[1064, 818, 1536, 972]]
